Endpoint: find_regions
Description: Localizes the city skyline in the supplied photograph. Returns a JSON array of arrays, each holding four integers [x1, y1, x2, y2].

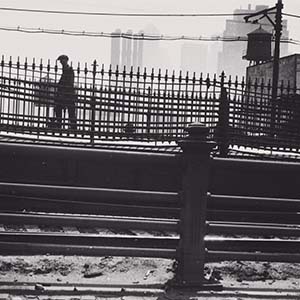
[[0, 0, 299, 77]]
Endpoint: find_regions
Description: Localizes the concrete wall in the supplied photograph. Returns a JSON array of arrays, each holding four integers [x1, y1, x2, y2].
[[246, 54, 300, 91], [0, 143, 181, 192], [210, 157, 300, 199]]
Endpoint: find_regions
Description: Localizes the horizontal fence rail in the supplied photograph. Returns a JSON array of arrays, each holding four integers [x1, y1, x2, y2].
[[1, 56, 300, 158], [0, 56, 220, 144]]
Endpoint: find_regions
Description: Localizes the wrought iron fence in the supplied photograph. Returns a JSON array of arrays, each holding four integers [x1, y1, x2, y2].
[[0, 56, 220, 143], [0, 56, 300, 156]]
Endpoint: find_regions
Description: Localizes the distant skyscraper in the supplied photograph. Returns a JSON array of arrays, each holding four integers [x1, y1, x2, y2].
[[110, 29, 144, 70], [180, 43, 208, 76], [111, 29, 121, 67], [218, 4, 289, 79]]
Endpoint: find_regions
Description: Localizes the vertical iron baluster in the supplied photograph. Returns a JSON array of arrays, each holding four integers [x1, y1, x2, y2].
[[198, 73, 203, 123], [190, 72, 196, 124], [227, 75, 232, 143], [120, 65, 126, 131], [135, 66, 140, 136], [53, 60, 58, 136], [127, 66, 133, 137], [211, 73, 217, 127], [147, 86, 152, 140], [157, 69, 162, 140], [37, 59, 43, 136], [142, 67, 147, 138], [8, 56, 12, 127], [76, 62, 80, 136], [15, 57, 21, 128], [171, 70, 175, 138], [279, 80, 285, 148], [99, 63, 104, 138], [232, 75, 238, 135], [107, 64, 112, 138], [204, 74, 210, 126], [240, 76, 246, 137], [45, 59, 51, 133], [114, 65, 119, 136], [184, 71, 189, 135], [12, 57, 17, 127], [148, 68, 154, 139], [259, 78, 264, 140], [266, 78, 272, 137], [163, 69, 169, 137], [245, 77, 252, 137], [90, 60, 97, 144], [286, 80, 291, 142], [83, 62, 88, 137], [176, 70, 182, 139], [0, 56, 4, 126]]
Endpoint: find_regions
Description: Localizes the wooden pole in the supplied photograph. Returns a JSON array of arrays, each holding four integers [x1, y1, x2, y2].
[[271, 0, 283, 135]]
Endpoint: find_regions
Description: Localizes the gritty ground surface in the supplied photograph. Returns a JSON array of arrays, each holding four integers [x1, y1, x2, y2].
[[1, 256, 300, 299]]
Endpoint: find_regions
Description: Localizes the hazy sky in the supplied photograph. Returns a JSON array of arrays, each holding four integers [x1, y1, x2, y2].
[[0, 0, 299, 71]]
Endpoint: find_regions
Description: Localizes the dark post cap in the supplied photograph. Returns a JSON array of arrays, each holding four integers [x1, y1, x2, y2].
[[184, 122, 210, 140], [57, 54, 69, 61]]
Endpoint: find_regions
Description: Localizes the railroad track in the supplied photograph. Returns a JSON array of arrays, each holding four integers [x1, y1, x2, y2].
[[2, 209, 300, 260], [0, 211, 179, 257], [1, 182, 300, 262]]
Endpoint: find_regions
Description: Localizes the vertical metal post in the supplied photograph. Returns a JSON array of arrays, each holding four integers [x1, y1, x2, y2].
[[90, 60, 97, 144], [271, 0, 283, 135], [216, 72, 229, 157], [176, 123, 216, 288]]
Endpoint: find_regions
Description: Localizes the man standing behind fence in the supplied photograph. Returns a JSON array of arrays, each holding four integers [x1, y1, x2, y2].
[[54, 54, 77, 130]]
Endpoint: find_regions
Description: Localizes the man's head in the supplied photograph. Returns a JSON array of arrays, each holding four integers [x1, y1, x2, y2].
[[57, 54, 69, 66]]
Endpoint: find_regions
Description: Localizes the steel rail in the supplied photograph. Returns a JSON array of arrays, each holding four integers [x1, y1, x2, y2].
[[207, 222, 300, 237], [205, 238, 300, 253], [0, 182, 179, 205], [207, 209, 300, 224], [208, 194, 300, 212], [206, 250, 300, 263], [0, 241, 176, 258], [0, 196, 180, 218], [0, 212, 178, 231], [0, 231, 178, 248]]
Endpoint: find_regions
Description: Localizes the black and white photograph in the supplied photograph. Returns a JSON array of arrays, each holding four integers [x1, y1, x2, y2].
[[0, 0, 300, 299]]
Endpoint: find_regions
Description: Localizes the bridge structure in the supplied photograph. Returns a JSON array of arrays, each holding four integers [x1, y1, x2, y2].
[[1, 56, 300, 290], [0, 56, 300, 160]]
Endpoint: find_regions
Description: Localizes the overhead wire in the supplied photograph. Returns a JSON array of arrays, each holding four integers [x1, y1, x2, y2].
[[0, 6, 273, 17], [0, 6, 298, 19], [0, 25, 299, 45], [282, 13, 300, 19]]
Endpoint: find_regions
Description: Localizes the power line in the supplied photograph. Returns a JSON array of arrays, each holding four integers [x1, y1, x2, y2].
[[282, 12, 300, 19], [0, 25, 299, 44], [0, 6, 269, 17]]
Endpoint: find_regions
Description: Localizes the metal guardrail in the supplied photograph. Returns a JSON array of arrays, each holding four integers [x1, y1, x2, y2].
[[1, 56, 300, 159]]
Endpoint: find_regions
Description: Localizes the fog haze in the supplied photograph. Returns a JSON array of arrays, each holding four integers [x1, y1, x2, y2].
[[0, 0, 299, 77]]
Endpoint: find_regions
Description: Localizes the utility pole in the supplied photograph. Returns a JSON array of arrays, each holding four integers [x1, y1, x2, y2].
[[244, 0, 284, 135], [271, 0, 283, 134]]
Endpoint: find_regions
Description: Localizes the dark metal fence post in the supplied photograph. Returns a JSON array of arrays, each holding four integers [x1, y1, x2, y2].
[[176, 122, 216, 288], [216, 72, 229, 157], [90, 60, 97, 144]]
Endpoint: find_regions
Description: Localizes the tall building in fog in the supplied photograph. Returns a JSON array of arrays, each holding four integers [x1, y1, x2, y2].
[[180, 43, 208, 76], [110, 29, 144, 70], [111, 29, 122, 67], [218, 4, 289, 79], [142, 24, 171, 71]]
